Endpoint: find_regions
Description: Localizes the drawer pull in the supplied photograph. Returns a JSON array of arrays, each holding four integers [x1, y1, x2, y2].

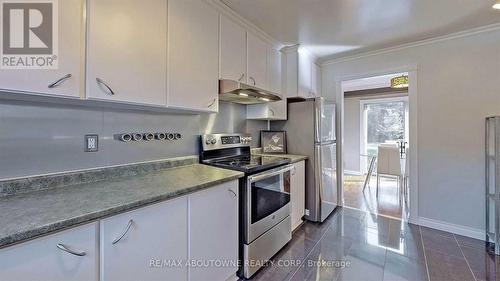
[[112, 219, 134, 245], [48, 74, 72, 88], [238, 73, 245, 81], [228, 189, 237, 198], [96, 78, 116, 96], [207, 98, 217, 108], [56, 243, 86, 257]]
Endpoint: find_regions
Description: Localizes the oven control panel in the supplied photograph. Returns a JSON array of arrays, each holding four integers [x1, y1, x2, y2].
[[201, 133, 252, 151]]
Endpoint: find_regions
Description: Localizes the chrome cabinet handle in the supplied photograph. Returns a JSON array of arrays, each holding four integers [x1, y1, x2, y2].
[[48, 74, 72, 88], [238, 73, 245, 82], [96, 78, 115, 96], [249, 77, 256, 85], [56, 243, 86, 257], [228, 189, 237, 198], [292, 166, 296, 176], [269, 109, 275, 116], [112, 219, 133, 245], [207, 98, 217, 108]]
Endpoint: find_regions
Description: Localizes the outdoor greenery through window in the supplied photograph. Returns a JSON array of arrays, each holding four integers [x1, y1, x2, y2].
[[365, 101, 406, 156]]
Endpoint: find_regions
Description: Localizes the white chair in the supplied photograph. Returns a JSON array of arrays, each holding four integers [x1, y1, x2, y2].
[[376, 144, 403, 200]]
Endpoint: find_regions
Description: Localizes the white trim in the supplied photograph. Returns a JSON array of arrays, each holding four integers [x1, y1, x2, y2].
[[336, 65, 418, 223], [417, 216, 485, 241], [320, 22, 500, 66]]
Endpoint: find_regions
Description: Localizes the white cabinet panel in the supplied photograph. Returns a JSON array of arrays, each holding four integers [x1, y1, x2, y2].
[[189, 181, 238, 281], [268, 47, 282, 95], [0, 223, 98, 281], [298, 49, 312, 98], [220, 15, 246, 82], [86, 0, 167, 105], [0, 0, 83, 98], [247, 32, 267, 89], [100, 197, 188, 281], [291, 161, 306, 230], [167, 0, 219, 112]]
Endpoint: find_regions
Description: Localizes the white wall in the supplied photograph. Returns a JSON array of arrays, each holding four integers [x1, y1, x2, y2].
[[344, 96, 361, 173], [322, 27, 500, 233]]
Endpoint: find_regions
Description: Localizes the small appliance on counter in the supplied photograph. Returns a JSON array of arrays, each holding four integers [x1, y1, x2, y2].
[[200, 133, 292, 279], [272, 97, 338, 222]]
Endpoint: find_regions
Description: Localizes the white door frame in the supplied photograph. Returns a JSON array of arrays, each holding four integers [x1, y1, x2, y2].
[[335, 65, 419, 224]]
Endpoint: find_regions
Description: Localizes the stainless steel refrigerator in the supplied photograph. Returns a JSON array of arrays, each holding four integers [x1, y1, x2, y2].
[[272, 98, 337, 222]]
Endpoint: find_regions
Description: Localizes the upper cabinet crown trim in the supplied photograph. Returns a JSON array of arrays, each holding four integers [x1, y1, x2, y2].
[[205, 0, 282, 49]]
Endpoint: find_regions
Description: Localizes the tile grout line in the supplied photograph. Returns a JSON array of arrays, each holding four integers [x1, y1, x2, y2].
[[453, 234, 478, 281], [418, 226, 432, 281], [287, 217, 339, 281]]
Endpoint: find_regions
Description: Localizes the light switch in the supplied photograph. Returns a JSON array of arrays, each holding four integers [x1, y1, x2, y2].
[[85, 135, 98, 152]]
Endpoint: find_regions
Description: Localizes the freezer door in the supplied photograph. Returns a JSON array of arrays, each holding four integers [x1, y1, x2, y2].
[[315, 143, 337, 222], [315, 98, 336, 143]]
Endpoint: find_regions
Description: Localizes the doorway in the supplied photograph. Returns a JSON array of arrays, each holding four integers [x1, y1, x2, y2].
[[341, 73, 411, 220]]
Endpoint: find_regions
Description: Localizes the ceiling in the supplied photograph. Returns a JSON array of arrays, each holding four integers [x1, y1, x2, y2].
[[221, 0, 500, 61], [342, 73, 406, 92]]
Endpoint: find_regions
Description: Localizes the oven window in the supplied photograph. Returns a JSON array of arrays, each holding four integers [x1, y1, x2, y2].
[[251, 172, 290, 224]]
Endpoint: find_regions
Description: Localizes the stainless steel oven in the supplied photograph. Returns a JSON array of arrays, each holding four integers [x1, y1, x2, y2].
[[242, 164, 293, 278], [245, 164, 293, 242]]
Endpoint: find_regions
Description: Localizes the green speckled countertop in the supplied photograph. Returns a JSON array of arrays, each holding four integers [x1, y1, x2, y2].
[[0, 162, 243, 248], [251, 148, 308, 163]]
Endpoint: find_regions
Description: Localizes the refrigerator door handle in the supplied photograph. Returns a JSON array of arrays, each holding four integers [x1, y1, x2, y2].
[[315, 145, 324, 205]]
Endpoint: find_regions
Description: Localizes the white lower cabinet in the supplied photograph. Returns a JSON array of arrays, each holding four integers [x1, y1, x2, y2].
[[100, 197, 188, 281], [188, 181, 239, 281], [291, 161, 306, 230], [0, 223, 98, 281], [0, 181, 239, 281]]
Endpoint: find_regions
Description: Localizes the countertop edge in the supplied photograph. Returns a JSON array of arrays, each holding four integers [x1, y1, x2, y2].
[[0, 170, 244, 249]]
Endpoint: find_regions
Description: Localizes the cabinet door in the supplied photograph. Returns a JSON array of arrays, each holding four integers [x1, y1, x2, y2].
[[268, 47, 282, 95], [220, 15, 246, 82], [0, 223, 98, 281], [167, 0, 219, 112], [247, 32, 267, 89], [311, 63, 318, 97], [189, 181, 239, 281], [100, 197, 188, 281], [298, 50, 312, 98], [86, 0, 167, 105], [0, 0, 83, 98], [291, 161, 306, 230]]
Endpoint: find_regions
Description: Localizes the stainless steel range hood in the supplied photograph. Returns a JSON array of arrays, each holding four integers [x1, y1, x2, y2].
[[219, 79, 282, 105]]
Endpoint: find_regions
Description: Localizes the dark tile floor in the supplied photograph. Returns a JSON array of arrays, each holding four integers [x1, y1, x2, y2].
[[247, 207, 499, 281]]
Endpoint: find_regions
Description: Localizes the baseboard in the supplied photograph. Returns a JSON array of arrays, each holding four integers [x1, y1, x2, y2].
[[344, 170, 363, 176], [416, 216, 485, 241]]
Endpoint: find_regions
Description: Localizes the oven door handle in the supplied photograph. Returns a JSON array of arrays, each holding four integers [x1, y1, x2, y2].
[[248, 164, 294, 183]]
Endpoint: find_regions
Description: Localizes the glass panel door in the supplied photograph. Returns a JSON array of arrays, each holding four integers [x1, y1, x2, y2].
[[250, 172, 290, 223]]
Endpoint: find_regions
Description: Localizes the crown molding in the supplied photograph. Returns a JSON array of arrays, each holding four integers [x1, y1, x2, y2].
[[205, 0, 283, 49], [320, 22, 500, 66]]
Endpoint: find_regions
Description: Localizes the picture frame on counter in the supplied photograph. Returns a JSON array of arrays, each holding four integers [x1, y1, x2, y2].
[[261, 131, 287, 154]]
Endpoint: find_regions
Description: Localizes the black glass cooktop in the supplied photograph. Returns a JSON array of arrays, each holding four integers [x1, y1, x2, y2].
[[204, 155, 290, 174]]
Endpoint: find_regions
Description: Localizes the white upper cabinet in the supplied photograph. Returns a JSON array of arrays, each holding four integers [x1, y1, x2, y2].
[[0, 0, 83, 98], [247, 32, 268, 89], [86, 0, 167, 106], [167, 0, 219, 112], [220, 15, 246, 82], [0, 223, 98, 281], [284, 46, 318, 99], [100, 197, 188, 281], [298, 49, 313, 98], [247, 46, 286, 120]]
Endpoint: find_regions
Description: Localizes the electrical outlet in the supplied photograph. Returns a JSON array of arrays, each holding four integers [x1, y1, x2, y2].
[[304, 209, 310, 216], [85, 135, 98, 152]]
